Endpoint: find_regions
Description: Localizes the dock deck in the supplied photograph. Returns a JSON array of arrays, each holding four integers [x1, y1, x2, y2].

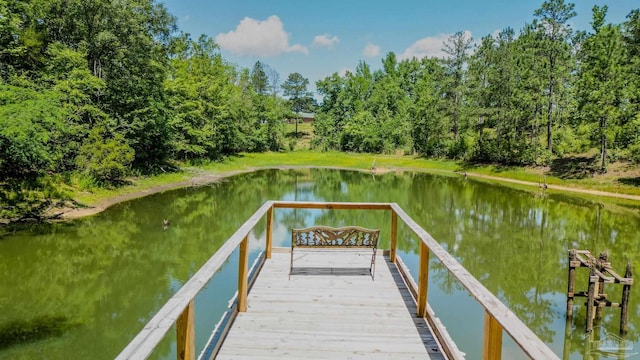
[[116, 201, 560, 360], [216, 250, 447, 359]]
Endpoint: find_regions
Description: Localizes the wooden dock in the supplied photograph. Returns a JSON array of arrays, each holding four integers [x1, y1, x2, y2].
[[116, 201, 560, 360], [216, 250, 447, 359]]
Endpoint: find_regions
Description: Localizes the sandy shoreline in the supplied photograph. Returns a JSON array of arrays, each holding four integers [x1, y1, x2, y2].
[[52, 166, 640, 221]]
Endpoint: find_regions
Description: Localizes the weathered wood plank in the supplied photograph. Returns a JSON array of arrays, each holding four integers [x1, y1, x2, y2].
[[390, 211, 397, 263], [273, 200, 392, 210], [265, 207, 273, 259], [216, 252, 447, 359]]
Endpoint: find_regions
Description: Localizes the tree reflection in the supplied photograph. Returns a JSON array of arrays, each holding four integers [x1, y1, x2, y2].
[[1, 169, 640, 359]]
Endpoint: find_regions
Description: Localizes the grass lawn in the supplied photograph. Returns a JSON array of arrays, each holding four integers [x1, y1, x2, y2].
[[65, 122, 640, 212]]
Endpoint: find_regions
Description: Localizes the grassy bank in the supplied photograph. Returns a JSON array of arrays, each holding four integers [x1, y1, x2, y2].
[[69, 150, 640, 211]]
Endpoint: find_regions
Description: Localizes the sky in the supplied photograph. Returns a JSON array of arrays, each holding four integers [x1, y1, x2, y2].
[[159, 0, 639, 96]]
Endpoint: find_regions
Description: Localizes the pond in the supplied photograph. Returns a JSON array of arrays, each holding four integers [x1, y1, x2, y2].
[[1, 168, 639, 359]]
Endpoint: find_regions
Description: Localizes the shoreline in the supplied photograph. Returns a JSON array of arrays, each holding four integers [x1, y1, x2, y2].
[[57, 165, 640, 221]]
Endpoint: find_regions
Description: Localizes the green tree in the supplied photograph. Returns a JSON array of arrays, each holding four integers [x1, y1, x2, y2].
[[442, 31, 473, 145], [282, 72, 313, 136], [534, 0, 576, 154], [75, 126, 134, 183], [165, 34, 249, 160], [250, 61, 269, 95], [576, 6, 626, 172]]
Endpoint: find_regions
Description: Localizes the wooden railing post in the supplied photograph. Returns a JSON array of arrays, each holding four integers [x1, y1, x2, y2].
[[238, 235, 249, 312], [390, 211, 397, 263], [266, 207, 273, 259], [483, 311, 503, 360], [417, 241, 429, 317], [176, 300, 195, 360]]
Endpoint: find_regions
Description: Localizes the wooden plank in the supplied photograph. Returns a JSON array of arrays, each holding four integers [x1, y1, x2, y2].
[[417, 242, 429, 317], [266, 207, 273, 259], [216, 252, 447, 360], [238, 236, 249, 312], [390, 203, 559, 360], [272, 200, 392, 210], [176, 300, 195, 360], [395, 254, 465, 360], [482, 311, 503, 360], [115, 201, 274, 360], [390, 211, 398, 263]]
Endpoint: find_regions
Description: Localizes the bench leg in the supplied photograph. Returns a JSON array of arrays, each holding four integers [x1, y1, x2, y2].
[[370, 248, 377, 281], [289, 247, 293, 280]]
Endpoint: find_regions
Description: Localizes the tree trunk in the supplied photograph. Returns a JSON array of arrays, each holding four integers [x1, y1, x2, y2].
[[600, 117, 607, 172], [547, 55, 555, 153], [453, 93, 459, 141]]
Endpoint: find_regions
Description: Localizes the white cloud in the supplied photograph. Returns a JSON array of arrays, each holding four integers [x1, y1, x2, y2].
[[313, 34, 340, 48], [398, 33, 450, 60], [215, 15, 308, 57], [363, 42, 380, 58], [398, 30, 472, 60]]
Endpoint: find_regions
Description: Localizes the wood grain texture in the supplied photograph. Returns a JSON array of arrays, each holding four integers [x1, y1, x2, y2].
[[216, 252, 447, 359], [177, 301, 195, 360], [483, 312, 503, 360], [238, 236, 249, 312]]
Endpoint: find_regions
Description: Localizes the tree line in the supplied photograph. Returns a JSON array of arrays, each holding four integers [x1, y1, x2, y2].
[[0, 0, 317, 218], [313, 0, 640, 172]]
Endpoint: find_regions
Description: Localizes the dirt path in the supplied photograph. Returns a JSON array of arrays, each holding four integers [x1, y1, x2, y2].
[[59, 166, 640, 220], [463, 172, 640, 201]]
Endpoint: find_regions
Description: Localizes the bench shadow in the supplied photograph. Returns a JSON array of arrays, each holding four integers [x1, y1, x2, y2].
[[289, 267, 371, 276]]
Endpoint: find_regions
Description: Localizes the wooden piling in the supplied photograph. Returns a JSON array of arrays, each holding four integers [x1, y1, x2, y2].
[[566, 249, 633, 334], [620, 263, 632, 334], [585, 267, 597, 332], [566, 249, 576, 317], [595, 251, 607, 320]]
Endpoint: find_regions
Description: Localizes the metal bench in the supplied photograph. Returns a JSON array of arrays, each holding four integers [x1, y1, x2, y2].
[[290, 226, 380, 280]]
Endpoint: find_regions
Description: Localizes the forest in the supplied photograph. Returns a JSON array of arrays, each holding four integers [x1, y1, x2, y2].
[[313, 2, 640, 170], [0, 0, 639, 220]]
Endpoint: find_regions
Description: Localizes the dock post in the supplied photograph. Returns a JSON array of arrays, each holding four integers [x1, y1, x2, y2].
[[585, 267, 597, 332], [620, 263, 632, 334], [390, 211, 397, 263], [238, 235, 249, 312], [567, 249, 576, 317], [595, 252, 607, 320], [482, 311, 503, 360], [417, 242, 429, 317], [176, 300, 195, 360], [266, 207, 273, 259]]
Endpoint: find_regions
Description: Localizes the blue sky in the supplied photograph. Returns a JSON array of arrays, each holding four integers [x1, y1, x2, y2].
[[160, 0, 638, 95]]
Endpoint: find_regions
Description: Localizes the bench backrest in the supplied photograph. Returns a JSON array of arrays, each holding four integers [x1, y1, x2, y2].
[[291, 226, 380, 249]]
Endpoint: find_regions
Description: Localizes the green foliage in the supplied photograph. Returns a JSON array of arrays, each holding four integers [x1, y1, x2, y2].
[[75, 127, 134, 183]]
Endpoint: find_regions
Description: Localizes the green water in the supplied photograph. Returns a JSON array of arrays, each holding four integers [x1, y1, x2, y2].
[[1, 168, 639, 359]]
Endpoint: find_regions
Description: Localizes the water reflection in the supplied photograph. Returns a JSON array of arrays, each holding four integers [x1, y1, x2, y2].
[[0, 169, 639, 359]]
